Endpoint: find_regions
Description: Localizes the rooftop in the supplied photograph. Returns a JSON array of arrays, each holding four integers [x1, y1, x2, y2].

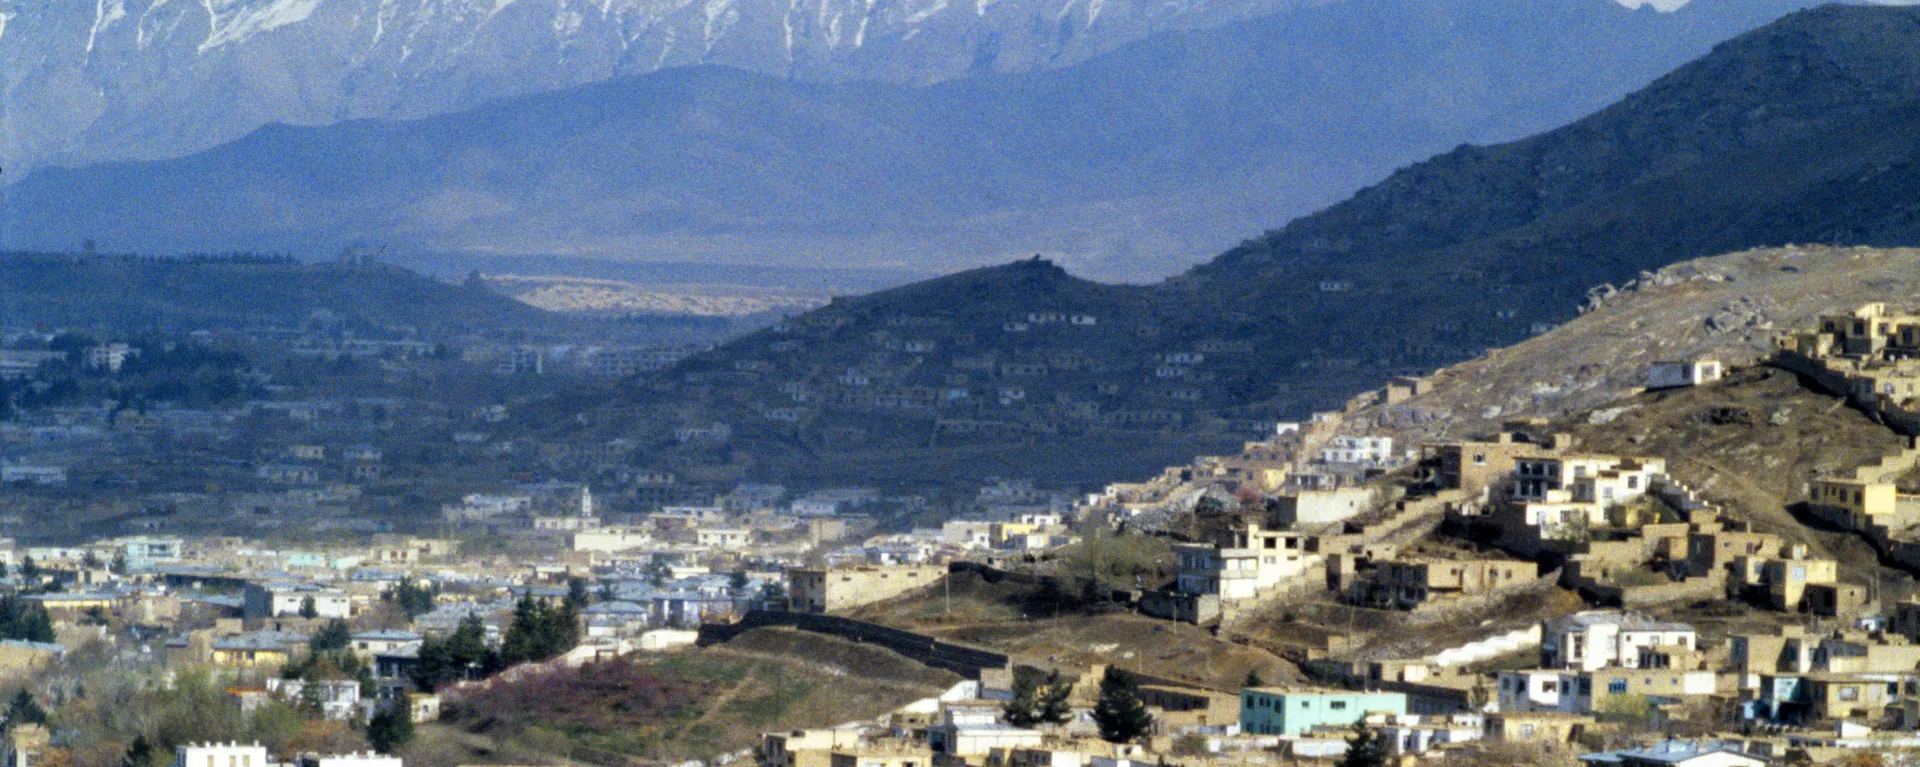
[[1579, 740, 1765, 765]]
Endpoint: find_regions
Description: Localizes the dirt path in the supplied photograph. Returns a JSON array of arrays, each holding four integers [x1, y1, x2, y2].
[[685, 663, 760, 731], [704, 648, 949, 695]]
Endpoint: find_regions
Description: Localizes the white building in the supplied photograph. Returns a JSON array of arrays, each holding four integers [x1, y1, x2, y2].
[[1510, 456, 1665, 507], [1647, 359, 1724, 391], [349, 630, 421, 659], [695, 528, 750, 548], [1322, 436, 1394, 465], [173, 743, 268, 767], [572, 528, 651, 553], [441, 493, 533, 522], [1541, 612, 1696, 672], [1496, 670, 1567, 712], [243, 582, 351, 620], [295, 753, 403, 767], [1173, 523, 1315, 602], [928, 705, 1043, 758], [1270, 488, 1375, 529], [1379, 713, 1483, 755], [265, 678, 361, 721]]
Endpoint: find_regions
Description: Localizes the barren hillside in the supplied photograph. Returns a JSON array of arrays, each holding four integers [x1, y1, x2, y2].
[[1355, 246, 1920, 443]]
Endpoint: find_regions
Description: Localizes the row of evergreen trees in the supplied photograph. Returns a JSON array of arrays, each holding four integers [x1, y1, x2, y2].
[[0, 595, 55, 643], [1007, 667, 1155, 743], [409, 593, 581, 692]]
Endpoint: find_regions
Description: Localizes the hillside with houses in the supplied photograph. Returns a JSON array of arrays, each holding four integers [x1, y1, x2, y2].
[[10, 247, 1920, 767]]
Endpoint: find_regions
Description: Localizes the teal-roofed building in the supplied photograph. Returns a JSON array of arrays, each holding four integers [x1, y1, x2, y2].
[[1239, 687, 1408, 736]]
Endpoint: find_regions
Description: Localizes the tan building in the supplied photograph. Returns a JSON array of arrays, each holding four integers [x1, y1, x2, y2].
[[763, 729, 865, 767], [787, 565, 945, 613], [1729, 626, 1811, 690], [0, 641, 62, 678], [5, 723, 48, 767], [1421, 433, 1562, 497], [826, 743, 934, 767], [1763, 555, 1839, 612], [1481, 711, 1591, 744], [1686, 526, 1784, 580], [1798, 672, 1907, 722], [806, 518, 849, 544], [1137, 684, 1240, 730], [1349, 558, 1533, 610]]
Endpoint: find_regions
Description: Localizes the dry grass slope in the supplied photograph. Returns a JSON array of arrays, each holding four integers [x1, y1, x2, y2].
[[424, 628, 957, 767]]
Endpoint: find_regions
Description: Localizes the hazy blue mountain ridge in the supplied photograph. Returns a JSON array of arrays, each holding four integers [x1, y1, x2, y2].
[[562, 4, 1920, 493], [0, 0, 1822, 281]]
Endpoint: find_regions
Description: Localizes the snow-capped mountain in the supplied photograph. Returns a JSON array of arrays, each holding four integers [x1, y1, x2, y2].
[[0, 0, 1307, 174], [0, 0, 1837, 282]]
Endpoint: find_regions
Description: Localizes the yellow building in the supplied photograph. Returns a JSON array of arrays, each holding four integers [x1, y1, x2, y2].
[[989, 522, 1040, 548], [1759, 551, 1838, 612], [1808, 478, 1905, 531], [208, 632, 305, 670]]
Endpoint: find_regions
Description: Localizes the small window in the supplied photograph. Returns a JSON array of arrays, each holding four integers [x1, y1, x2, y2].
[[1331, 701, 1347, 710]]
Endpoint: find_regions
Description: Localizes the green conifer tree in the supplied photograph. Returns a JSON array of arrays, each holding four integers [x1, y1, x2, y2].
[[367, 697, 416, 753], [1336, 721, 1388, 767], [1003, 673, 1040, 726], [1037, 672, 1075, 725], [1092, 668, 1153, 742], [121, 734, 155, 767]]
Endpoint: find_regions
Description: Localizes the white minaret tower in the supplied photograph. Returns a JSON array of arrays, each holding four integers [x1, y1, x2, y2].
[[580, 484, 594, 518]]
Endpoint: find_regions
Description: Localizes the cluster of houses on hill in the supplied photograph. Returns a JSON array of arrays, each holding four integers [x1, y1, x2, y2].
[[752, 601, 1920, 766], [1774, 303, 1920, 577]]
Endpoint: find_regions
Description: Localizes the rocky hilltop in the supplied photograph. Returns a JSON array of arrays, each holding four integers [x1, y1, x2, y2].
[[1348, 246, 1920, 443], [557, 5, 1920, 494]]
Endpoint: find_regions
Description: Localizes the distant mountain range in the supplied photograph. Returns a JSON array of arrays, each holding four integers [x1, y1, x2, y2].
[[0, 0, 1823, 281], [560, 3, 1920, 493], [0, 0, 1313, 175]]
